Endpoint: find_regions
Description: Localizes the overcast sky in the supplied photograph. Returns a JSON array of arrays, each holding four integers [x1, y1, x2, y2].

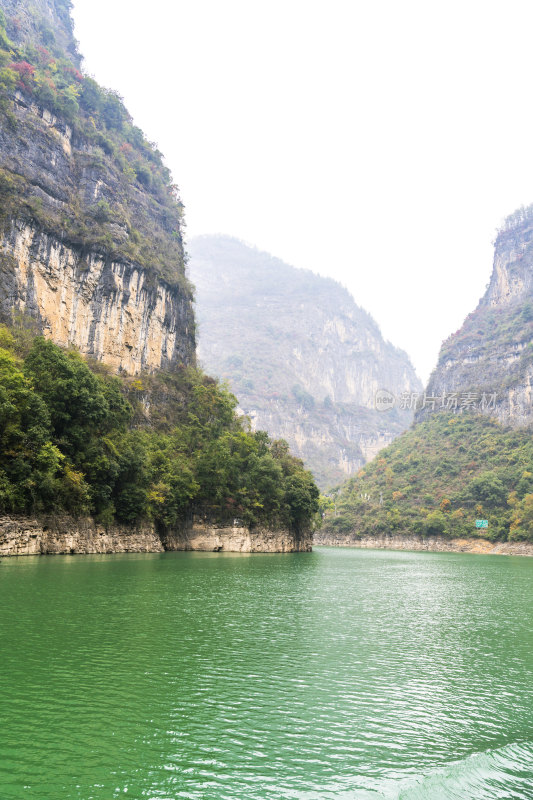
[[71, 0, 533, 383]]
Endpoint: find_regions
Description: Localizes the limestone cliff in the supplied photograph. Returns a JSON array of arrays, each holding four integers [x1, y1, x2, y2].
[[188, 235, 422, 488], [314, 530, 533, 556], [0, 515, 311, 556], [420, 208, 533, 427], [0, 218, 193, 374], [0, 3, 195, 374]]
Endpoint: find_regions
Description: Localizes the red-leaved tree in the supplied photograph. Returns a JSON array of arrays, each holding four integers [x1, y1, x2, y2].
[[9, 61, 35, 91]]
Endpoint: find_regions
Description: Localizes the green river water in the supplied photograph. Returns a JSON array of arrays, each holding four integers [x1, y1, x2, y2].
[[0, 547, 532, 799]]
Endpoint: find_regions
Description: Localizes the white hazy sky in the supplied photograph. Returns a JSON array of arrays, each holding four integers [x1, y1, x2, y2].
[[71, 0, 533, 383]]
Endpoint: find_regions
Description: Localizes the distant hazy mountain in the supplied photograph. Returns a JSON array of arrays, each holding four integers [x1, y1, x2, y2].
[[188, 235, 423, 488]]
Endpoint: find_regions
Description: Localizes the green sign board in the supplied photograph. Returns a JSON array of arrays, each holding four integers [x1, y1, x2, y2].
[[475, 520, 489, 529]]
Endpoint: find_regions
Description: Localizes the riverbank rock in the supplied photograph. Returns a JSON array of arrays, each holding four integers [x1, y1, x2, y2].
[[162, 522, 312, 553], [0, 516, 311, 556], [314, 531, 533, 556]]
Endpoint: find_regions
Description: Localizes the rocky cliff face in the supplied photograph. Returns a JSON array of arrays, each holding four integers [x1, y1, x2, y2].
[[318, 206, 533, 547], [0, 218, 193, 373], [2, 0, 80, 67], [0, 515, 311, 556], [0, 5, 195, 374], [188, 235, 422, 488], [0, 2, 319, 556], [421, 209, 533, 427], [162, 522, 312, 553]]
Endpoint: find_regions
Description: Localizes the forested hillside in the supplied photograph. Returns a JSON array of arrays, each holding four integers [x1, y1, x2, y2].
[[0, 324, 319, 532], [320, 413, 533, 543]]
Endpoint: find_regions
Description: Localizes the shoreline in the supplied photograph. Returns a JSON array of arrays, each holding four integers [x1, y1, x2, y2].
[[3, 517, 532, 558], [0, 515, 311, 557], [313, 532, 533, 557]]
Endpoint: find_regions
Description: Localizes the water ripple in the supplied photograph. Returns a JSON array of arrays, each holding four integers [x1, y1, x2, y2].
[[0, 548, 532, 799]]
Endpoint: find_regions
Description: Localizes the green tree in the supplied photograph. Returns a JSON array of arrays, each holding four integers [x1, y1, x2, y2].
[[24, 338, 110, 455], [423, 510, 446, 536], [469, 472, 507, 507], [283, 471, 320, 529]]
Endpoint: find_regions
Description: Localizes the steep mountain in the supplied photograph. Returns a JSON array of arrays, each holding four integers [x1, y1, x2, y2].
[[0, 0, 319, 553], [0, 0, 194, 373], [319, 205, 533, 546], [420, 207, 533, 427], [188, 235, 423, 488], [2, 0, 80, 66]]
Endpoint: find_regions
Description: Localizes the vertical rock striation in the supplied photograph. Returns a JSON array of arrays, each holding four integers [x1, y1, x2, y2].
[[1, 219, 194, 373], [0, 515, 312, 556]]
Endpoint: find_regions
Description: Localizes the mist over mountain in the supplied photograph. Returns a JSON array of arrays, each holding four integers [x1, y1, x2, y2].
[[188, 235, 422, 488]]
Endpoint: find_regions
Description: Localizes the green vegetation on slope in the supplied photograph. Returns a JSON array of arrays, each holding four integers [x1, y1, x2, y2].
[[322, 412, 533, 542], [0, 7, 188, 288], [435, 300, 533, 396], [0, 324, 319, 532]]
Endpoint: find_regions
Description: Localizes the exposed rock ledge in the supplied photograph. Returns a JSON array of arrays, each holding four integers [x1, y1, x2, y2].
[[0, 516, 310, 556], [314, 532, 533, 556], [162, 523, 311, 553]]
